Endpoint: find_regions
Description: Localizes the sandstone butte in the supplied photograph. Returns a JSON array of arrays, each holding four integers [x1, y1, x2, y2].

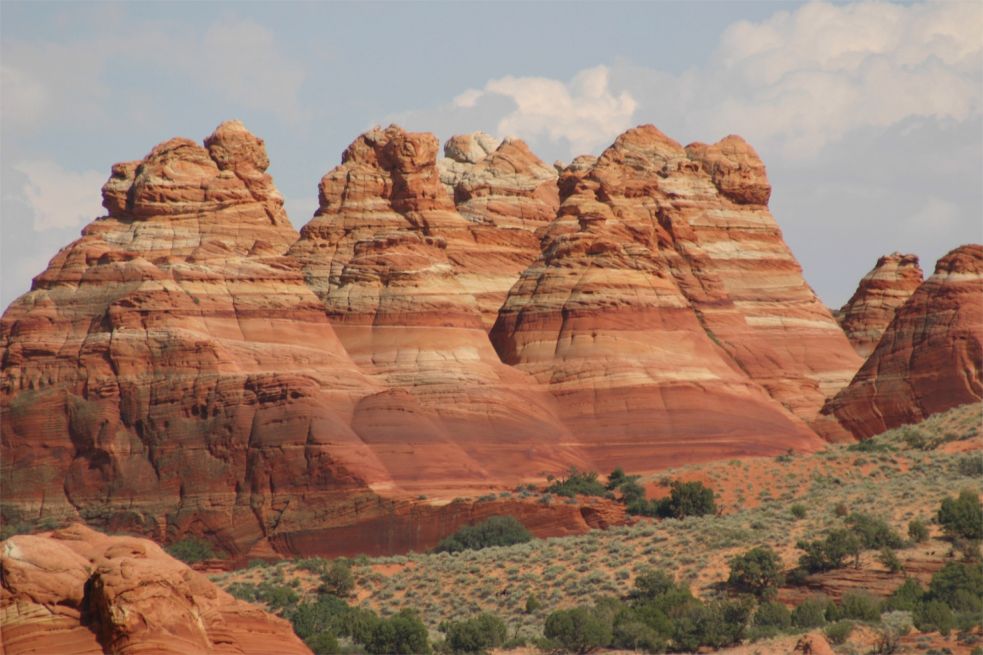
[[2, 120, 870, 558], [0, 523, 311, 655], [818, 244, 983, 439], [835, 252, 924, 358]]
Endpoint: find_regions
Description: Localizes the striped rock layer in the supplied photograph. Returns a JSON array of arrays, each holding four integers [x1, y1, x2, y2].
[[2, 121, 876, 557], [836, 252, 924, 357], [820, 244, 983, 439]]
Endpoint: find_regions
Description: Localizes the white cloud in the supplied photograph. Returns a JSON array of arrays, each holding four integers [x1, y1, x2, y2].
[[13, 161, 105, 231]]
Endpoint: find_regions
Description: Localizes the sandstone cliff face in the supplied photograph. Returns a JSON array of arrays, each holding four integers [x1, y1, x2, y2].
[[489, 126, 838, 470], [836, 252, 924, 357], [820, 244, 983, 439], [0, 524, 311, 655], [0, 121, 392, 556], [288, 126, 588, 490]]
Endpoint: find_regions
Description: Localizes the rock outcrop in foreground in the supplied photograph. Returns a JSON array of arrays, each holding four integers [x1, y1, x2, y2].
[[820, 245, 983, 439], [0, 524, 311, 655], [1, 120, 873, 556], [836, 252, 924, 357]]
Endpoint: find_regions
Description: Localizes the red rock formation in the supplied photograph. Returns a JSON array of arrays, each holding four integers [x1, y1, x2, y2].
[[820, 244, 983, 439], [288, 126, 589, 489], [0, 121, 392, 556], [490, 126, 832, 470], [836, 252, 924, 357], [0, 524, 311, 655]]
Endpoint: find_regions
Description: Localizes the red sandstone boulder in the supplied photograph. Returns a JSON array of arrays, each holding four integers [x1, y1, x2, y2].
[[837, 252, 924, 357], [820, 244, 983, 439], [0, 524, 311, 655]]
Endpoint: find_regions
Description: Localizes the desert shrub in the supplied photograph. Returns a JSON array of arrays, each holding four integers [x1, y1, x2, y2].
[[442, 613, 507, 654], [824, 620, 854, 645], [546, 469, 607, 498], [434, 516, 532, 553], [319, 560, 354, 598], [672, 599, 751, 651], [928, 562, 983, 613], [632, 570, 678, 602], [908, 519, 929, 543], [306, 631, 340, 655], [790, 503, 807, 519], [938, 490, 983, 541], [879, 547, 904, 573], [834, 502, 849, 517], [544, 606, 613, 653], [884, 578, 925, 612], [656, 481, 716, 519], [792, 597, 829, 629], [753, 601, 791, 630], [727, 546, 784, 598], [845, 513, 904, 549], [288, 594, 351, 641], [611, 614, 666, 653], [797, 529, 862, 572], [957, 454, 983, 477], [914, 600, 955, 635], [166, 536, 215, 564], [525, 593, 542, 613], [876, 611, 913, 655], [364, 610, 430, 655], [839, 591, 882, 621]]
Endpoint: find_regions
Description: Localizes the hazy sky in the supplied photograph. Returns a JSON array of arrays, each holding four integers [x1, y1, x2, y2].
[[2, 1, 981, 309]]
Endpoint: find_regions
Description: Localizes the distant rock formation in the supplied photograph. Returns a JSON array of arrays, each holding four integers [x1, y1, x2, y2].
[[0, 524, 311, 655], [836, 252, 924, 357], [820, 244, 983, 439]]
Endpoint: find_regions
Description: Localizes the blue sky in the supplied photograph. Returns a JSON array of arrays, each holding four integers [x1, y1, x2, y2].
[[2, 1, 981, 309]]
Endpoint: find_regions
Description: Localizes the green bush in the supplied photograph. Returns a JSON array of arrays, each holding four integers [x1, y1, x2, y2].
[[938, 489, 983, 541], [288, 595, 351, 641], [908, 519, 929, 543], [839, 591, 881, 621], [434, 516, 532, 553], [727, 546, 784, 598], [824, 620, 854, 645], [525, 593, 542, 614], [879, 547, 903, 573], [884, 578, 925, 612], [306, 631, 340, 655], [957, 454, 983, 477], [546, 469, 607, 498], [364, 610, 430, 655], [792, 597, 829, 629], [611, 615, 666, 653], [165, 536, 216, 564], [544, 606, 613, 653], [928, 562, 983, 613], [845, 513, 904, 549], [656, 480, 716, 519], [753, 601, 791, 630], [442, 613, 507, 654], [672, 599, 751, 651], [914, 600, 955, 635], [319, 560, 354, 598], [790, 504, 807, 519], [797, 529, 862, 572]]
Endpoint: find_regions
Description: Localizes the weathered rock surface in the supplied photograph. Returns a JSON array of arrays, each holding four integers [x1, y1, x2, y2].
[[0, 524, 311, 655], [820, 244, 983, 439], [490, 126, 839, 470], [288, 126, 589, 489], [0, 121, 392, 557], [836, 252, 924, 357]]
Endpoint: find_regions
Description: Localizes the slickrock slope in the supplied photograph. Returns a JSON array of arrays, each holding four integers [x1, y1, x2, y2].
[[288, 125, 588, 488], [490, 126, 834, 470], [836, 252, 924, 357], [820, 244, 983, 439], [0, 121, 393, 556], [0, 524, 311, 655], [437, 131, 560, 326]]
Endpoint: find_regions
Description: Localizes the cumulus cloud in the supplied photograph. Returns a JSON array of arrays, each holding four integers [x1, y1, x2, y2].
[[452, 66, 637, 155], [13, 161, 105, 231]]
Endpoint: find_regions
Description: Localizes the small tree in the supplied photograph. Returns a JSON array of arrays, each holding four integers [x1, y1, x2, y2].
[[443, 613, 507, 654], [792, 597, 829, 629], [914, 600, 955, 636], [525, 593, 542, 614], [544, 606, 613, 653], [839, 591, 881, 621], [434, 516, 532, 553], [364, 610, 430, 655], [319, 560, 355, 598], [727, 546, 784, 598], [907, 519, 929, 543], [657, 480, 716, 519], [879, 547, 903, 573], [938, 489, 983, 541], [166, 536, 216, 564]]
